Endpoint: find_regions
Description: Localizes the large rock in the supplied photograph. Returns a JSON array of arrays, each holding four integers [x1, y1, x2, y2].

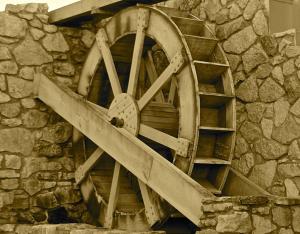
[[253, 63, 272, 79], [261, 118, 273, 139], [0, 61, 18, 74], [283, 59, 295, 76], [259, 78, 285, 102], [36, 192, 58, 209], [240, 121, 261, 143], [203, 0, 221, 21], [278, 163, 300, 177], [53, 62, 75, 77], [284, 75, 300, 103], [0, 13, 27, 38], [236, 77, 258, 102], [293, 207, 300, 232], [23, 179, 42, 196], [19, 67, 35, 81], [290, 98, 300, 117], [252, 215, 276, 234], [284, 179, 299, 197], [81, 30, 95, 48], [272, 206, 291, 227], [41, 123, 72, 143], [274, 98, 290, 127], [223, 26, 257, 54], [272, 66, 284, 85], [0, 170, 20, 178], [254, 138, 287, 160], [245, 102, 265, 123], [234, 134, 249, 157], [226, 54, 241, 71], [285, 45, 300, 58], [252, 10, 268, 36], [0, 179, 18, 190], [22, 110, 48, 128], [272, 115, 300, 144], [288, 140, 300, 159], [232, 152, 254, 175], [261, 35, 278, 56], [216, 17, 246, 40], [249, 160, 277, 189], [0, 128, 34, 155], [0, 47, 11, 60], [7, 76, 33, 98], [216, 212, 252, 233], [13, 37, 53, 66], [243, 0, 260, 20], [42, 32, 69, 52], [0, 91, 10, 103], [0, 102, 21, 118], [54, 187, 82, 204], [5, 154, 21, 169], [242, 44, 268, 73]]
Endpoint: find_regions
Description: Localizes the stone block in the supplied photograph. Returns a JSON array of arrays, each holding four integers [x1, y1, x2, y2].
[[216, 212, 252, 233]]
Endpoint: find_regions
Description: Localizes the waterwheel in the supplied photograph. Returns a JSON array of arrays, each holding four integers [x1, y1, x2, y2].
[[70, 4, 236, 231]]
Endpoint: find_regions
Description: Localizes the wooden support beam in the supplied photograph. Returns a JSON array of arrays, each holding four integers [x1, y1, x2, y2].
[[34, 73, 214, 226]]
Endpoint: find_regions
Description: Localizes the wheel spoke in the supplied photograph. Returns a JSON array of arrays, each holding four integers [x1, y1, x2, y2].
[[168, 77, 177, 104], [96, 28, 122, 97], [75, 147, 105, 185], [127, 9, 150, 97], [104, 161, 121, 228], [144, 50, 165, 102], [137, 50, 185, 111], [139, 124, 189, 157]]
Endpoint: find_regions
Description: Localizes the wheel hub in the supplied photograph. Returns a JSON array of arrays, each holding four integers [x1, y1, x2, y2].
[[108, 93, 140, 135]]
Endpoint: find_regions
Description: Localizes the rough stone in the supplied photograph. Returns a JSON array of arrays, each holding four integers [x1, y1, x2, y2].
[[290, 98, 300, 117], [285, 45, 300, 58], [283, 59, 295, 76], [272, 66, 284, 85], [259, 78, 285, 102], [19, 67, 35, 81], [236, 77, 258, 102], [0, 128, 34, 156], [36, 192, 59, 209], [203, 0, 221, 21], [0, 91, 10, 103], [279, 39, 292, 53], [288, 140, 300, 159], [240, 121, 261, 143], [243, 0, 260, 20], [21, 98, 36, 108], [242, 44, 268, 73], [1, 118, 22, 127], [30, 28, 45, 40], [0, 61, 18, 74], [13, 37, 53, 66], [278, 163, 300, 177], [249, 160, 277, 189], [261, 35, 278, 56], [226, 54, 241, 72], [292, 207, 300, 232], [7, 76, 33, 98], [39, 142, 62, 157], [42, 32, 70, 52], [54, 187, 82, 204], [272, 115, 300, 144], [216, 212, 252, 233], [252, 10, 268, 36], [261, 118, 273, 139], [252, 215, 276, 234], [0, 13, 27, 38], [81, 30, 95, 48], [0, 170, 20, 178], [279, 228, 294, 234], [43, 25, 57, 33], [18, 12, 34, 20], [234, 134, 249, 157], [284, 179, 299, 197], [41, 123, 72, 143], [233, 71, 245, 85], [0, 47, 11, 61], [22, 110, 48, 128], [0, 102, 21, 118], [272, 55, 285, 65], [0, 75, 6, 91], [253, 63, 272, 79], [53, 62, 75, 77], [5, 154, 21, 169], [284, 75, 300, 103], [245, 102, 265, 123], [254, 138, 287, 160], [0, 36, 19, 44], [273, 98, 290, 127], [216, 8, 229, 24], [23, 179, 42, 196], [232, 153, 254, 175], [0, 179, 18, 190], [223, 26, 257, 54], [29, 18, 43, 29]]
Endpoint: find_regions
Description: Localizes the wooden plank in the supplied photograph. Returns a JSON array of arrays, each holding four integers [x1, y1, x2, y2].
[[75, 147, 105, 185], [127, 9, 149, 97], [194, 61, 228, 84], [185, 36, 218, 61], [138, 51, 185, 110], [199, 126, 235, 133], [199, 92, 233, 108], [145, 51, 165, 102], [96, 28, 122, 97], [34, 74, 214, 226], [104, 162, 121, 228], [194, 158, 230, 165], [168, 77, 177, 104], [171, 16, 204, 36]]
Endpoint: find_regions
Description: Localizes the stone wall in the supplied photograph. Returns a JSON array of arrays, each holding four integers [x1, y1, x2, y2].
[[161, 0, 300, 198], [0, 3, 97, 224]]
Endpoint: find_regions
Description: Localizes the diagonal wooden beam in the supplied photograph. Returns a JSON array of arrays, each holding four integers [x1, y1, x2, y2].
[[138, 50, 185, 111], [34, 73, 214, 226]]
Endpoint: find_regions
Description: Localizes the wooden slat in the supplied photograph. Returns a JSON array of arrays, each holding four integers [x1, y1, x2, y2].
[[197, 179, 221, 195], [171, 16, 204, 36], [34, 74, 214, 226], [185, 36, 218, 61], [199, 92, 233, 108], [194, 158, 230, 165], [156, 6, 191, 18], [194, 61, 228, 84], [199, 126, 235, 133]]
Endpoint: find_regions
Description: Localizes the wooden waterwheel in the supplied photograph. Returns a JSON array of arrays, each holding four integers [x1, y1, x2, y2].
[[72, 4, 235, 230]]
